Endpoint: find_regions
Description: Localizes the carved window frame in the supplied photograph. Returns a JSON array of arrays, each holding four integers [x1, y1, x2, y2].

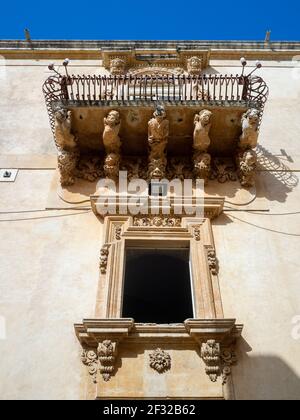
[[95, 215, 223, 320]]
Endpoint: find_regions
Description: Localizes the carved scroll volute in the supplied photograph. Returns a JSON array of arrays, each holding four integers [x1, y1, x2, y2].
[[148, 105, 169, 180], [193, 110, 212, 183]]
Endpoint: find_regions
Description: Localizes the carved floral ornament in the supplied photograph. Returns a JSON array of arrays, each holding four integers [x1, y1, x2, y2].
[[149, 348, 171, 373], [81, 340, 117, 382], [54, 105, 259, 188]]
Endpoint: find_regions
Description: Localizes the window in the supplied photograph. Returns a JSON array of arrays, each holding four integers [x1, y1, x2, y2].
[[122, 247, 194, 324]]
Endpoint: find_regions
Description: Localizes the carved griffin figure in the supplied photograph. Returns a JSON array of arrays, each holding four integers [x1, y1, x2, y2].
[[239, 109, 260, 149]]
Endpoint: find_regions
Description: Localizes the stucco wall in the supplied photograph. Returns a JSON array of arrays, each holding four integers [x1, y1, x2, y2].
[[0, 57, 300, 399]]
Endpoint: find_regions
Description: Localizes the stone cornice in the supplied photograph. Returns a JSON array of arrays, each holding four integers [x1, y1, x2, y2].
[[1, 39, 300, 60]]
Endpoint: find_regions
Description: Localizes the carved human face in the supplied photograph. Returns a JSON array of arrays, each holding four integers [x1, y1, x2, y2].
[[199, 110, 212, 125], [245, 151, 256, 166], [187, 56, 202, 74], [248, 110, 259, 125], [110, 58, 126, 75], [106, 111, 120, 126], [105, 153, 119, 166]]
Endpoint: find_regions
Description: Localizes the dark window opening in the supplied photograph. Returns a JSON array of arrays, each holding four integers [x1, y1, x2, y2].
[[122, 248, 193, 323]]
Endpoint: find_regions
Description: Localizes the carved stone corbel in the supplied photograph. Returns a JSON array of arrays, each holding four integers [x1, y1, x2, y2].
[[200, 340, 221, 382], [109, 57, 127, 75], [200, 340, 238, 385], [98, 340, 118, 381], [103, 110, 122, 179], [54, 106, 79, 186], [193, 110, 212, 183], [100, 244, 111, 275], [75, 319, 134, 384], [148, 105, 169, 180]]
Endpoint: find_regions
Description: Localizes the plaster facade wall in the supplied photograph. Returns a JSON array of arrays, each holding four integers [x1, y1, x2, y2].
[[0, 55, 300, 399]]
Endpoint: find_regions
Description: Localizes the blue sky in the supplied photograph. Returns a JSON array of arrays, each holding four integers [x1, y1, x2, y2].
[[0, 0, 299, 41]]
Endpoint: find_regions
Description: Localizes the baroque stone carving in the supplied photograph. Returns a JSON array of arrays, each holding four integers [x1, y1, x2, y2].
[[201, 340, 221, 382], [193, 226, 201, 241], [201, 340, 238, 384], [187, 56, 202, 75], [81, 349, 98, 384], [103, 110, 121, 179], [236, 149, 257, 187], [220, 348, 237, 385], [109, 58, 126, 75], [54, 107, 79, 186], [210, 157, 237, 183], [114, 225, 122, 240], [75, 155, 104, 182], [133, 216, 181, 227], [98, 340, 117, 382], [100, 244, 110, 275], [148, 105, 169, 179], [239, 109, 260, 150], [207, 247, 218, 275], [149, 348, 171, 373], [193, 151, 211, 183], [193, 110, 212, 182]]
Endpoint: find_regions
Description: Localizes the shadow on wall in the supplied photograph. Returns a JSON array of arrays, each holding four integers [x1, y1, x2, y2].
[[256, 144, 299, 203], [234, 338, 300, 400]]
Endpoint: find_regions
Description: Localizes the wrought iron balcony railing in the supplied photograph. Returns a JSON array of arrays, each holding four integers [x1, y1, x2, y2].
[[43, 74, 268, 134]]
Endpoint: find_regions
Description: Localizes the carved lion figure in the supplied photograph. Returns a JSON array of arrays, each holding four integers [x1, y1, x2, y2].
[[187, 56, 202, 75], [193, 151, 211, 183], [103, 110, 121, 154], [193, 110, 212, 152], [236, 149, 257, 187], [239, 109, 260, 149]]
